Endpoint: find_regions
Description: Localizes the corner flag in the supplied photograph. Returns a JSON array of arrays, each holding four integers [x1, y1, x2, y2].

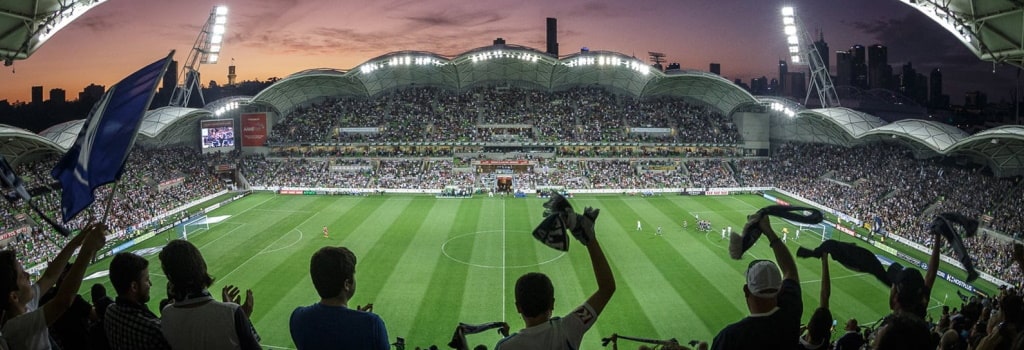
[[51, 51, 174, 222]]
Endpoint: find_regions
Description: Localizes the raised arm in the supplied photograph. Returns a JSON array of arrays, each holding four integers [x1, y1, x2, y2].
[[41, 222, 106, 325], [925, 235, 942, 291], [36, 230, 86, 294], [820, 252, 830, 309], [581, 208, 615, 315], [760, 216, 798, 282]]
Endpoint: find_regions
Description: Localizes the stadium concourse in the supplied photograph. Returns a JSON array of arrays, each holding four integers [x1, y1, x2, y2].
[[4, 45, 1024, 348]]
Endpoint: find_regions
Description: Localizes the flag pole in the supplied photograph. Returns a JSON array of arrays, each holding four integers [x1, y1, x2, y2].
[[101, 180, 121, 224]]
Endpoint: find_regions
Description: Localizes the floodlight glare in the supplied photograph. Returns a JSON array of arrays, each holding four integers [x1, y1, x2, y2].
[[210, 35, 223, 44], [789, 46, 799, 53], [208, 54, 218, 63], [791, 55, 800, 63], [215, 16, 227, 25], [781, 7, 794, 16], [783, 17, 794, 25], [216, 6, 228, 15], [784, 25, 797, 35], [787, 36, 799, 45], [210, 45, 221, 53], [213, 24, 226, 35]]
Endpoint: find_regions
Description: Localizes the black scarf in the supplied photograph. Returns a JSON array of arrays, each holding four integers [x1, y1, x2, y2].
[[729, 205, 823, 259]]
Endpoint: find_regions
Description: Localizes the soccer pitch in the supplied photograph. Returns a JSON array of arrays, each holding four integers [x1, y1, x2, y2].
[[81, 192, 980, 349]]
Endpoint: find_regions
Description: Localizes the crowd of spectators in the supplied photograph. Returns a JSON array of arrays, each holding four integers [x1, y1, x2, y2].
[[263, 86, 741, 145], [738, 142, 1024, 286], [1, 147, 228, 268]]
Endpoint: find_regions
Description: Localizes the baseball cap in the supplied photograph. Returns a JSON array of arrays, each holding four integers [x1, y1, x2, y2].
[[746, 260, 783, 298], [886, 263, 928, 315]]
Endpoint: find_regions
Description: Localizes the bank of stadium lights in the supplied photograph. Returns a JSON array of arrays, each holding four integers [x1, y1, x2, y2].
[[781, 6, 801, 64], [213, 101, 240, 117], [202, 6, 228, 64], [470, 51, 540, 63], [564, 56, 650, 75], [359, 55, 445, 74], [770, 102, 797, 117]]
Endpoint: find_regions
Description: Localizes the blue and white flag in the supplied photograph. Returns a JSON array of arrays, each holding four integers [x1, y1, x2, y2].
[[51, 52, 174, 222]]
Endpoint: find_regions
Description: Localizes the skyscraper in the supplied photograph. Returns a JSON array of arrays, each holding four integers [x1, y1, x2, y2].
[[163, 60, 178, 92], [49, 88, 66, 103], [710, 63, 721, 75], [546, 18, 558, 57], [813, 31, 830, 75], [31, 86, 43, 104], [929, 68, 947, 109], [835, 51, 852, 87], [850, 45, 867, 89], [868, 44, 888, 89], [778, 60, 788, 95]]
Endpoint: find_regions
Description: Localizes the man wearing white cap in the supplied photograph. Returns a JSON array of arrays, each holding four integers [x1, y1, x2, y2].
[[711, 216, 802, 350]]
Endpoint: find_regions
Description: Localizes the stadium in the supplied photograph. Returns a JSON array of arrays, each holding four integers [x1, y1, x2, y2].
[[4, 1, 1024, 349]]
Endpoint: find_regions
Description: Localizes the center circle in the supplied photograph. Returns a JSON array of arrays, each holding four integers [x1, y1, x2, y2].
[[441, 229, 567, 268]]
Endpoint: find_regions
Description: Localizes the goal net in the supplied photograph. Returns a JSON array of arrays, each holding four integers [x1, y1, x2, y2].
[[174, 214, 209, 241]]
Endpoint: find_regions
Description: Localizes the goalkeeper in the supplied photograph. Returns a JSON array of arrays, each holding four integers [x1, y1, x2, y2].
[[497, 203, 615, 349]]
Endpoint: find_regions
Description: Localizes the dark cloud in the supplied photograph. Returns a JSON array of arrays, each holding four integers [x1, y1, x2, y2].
[[402, 10, 507, 29], [73, 13, 117, 32]]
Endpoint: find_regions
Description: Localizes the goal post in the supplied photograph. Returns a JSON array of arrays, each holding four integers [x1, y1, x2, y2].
[[173, 214, 209, 241]]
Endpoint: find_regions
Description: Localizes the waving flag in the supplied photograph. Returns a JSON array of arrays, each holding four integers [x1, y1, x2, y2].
[[51, 52, 174, 222]]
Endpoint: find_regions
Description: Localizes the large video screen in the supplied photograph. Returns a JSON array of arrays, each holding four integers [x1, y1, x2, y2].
[[200, 119, 235, 153]]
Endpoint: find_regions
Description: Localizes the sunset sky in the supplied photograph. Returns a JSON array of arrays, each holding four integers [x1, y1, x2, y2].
[[1, 0, 1018, 105]]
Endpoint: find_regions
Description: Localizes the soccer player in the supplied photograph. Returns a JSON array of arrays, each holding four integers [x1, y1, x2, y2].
[[636, 220, 642, 232], [721, 228, 727, 241], [656, 226, 662, 236], [727, 226, 732, 235], [682, 220, 688, 231], [795, 228, 801, 240], [323, 226, 329, 239]]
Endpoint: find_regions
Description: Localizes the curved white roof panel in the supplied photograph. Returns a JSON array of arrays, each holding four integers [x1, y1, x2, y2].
[[39, 119, 85, 150], [0, 124, 63, 164], [863, 119, 970, 152], [250, 45, 755, 117]]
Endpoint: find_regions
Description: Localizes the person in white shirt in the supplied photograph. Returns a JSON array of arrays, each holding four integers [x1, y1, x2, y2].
[[496, 207, 614, 350], [0, 223, 107, 350]]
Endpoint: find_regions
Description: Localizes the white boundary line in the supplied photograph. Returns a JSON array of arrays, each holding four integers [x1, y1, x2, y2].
[[218, 207, 321, 282], [259, 229, 304, 255], [439, 230, 566, 268], [501, 199, 507, 322]]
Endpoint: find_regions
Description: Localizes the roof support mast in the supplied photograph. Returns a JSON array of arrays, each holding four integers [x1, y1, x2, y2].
[[782, 6, 840, 108], [170, 6, 227, 107]]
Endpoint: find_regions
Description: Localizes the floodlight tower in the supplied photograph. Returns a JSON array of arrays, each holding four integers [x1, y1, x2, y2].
[[170, 5, 227, 107], [782, 6, 839, 108]]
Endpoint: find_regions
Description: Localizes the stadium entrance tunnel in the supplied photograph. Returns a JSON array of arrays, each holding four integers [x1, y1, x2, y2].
[[441, 230, 566, 268]]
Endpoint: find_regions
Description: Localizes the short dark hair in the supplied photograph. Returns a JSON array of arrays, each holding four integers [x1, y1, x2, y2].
[[515, 272, 554, 318], [310, 247, 356, 299], [875, 313, 934, 350], [109, 252, 148, 296], [0, 250, 19, 311], [159, 239, 213, 299]]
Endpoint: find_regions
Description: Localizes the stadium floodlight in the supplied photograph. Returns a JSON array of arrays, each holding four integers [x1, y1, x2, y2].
[[169, 5, 229, 107], [784, 25, 797, 35], [787, 35, 799, 45], [789, 46, 799, 53], [791, 55, 800, 63], [781, 7, 794, 17]]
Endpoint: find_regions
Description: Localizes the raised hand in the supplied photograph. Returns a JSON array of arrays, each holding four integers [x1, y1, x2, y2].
[[357, 303, 373, 312]]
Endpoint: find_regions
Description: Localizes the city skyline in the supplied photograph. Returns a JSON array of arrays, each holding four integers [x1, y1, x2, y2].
[[1, 0, 1019, 107]]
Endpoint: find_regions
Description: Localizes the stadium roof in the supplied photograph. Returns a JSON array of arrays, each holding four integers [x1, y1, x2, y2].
[[900, 0, 1024, 69], [251, 44, 758, 117], [0, 123, 62, 165], [770, 103, 1024, 177], [0, 0, 108, 64]]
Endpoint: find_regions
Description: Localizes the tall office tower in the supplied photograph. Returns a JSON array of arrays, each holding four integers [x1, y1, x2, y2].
[[835, 51, 852, 87], [546, 17, 558, 57], [813, 31, 830, 75], [850, 45, 867, 89], [868, 44, 889, 89]]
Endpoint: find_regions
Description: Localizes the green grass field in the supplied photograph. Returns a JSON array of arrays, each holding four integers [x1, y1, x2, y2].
[[79, 193, 977, 349]]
